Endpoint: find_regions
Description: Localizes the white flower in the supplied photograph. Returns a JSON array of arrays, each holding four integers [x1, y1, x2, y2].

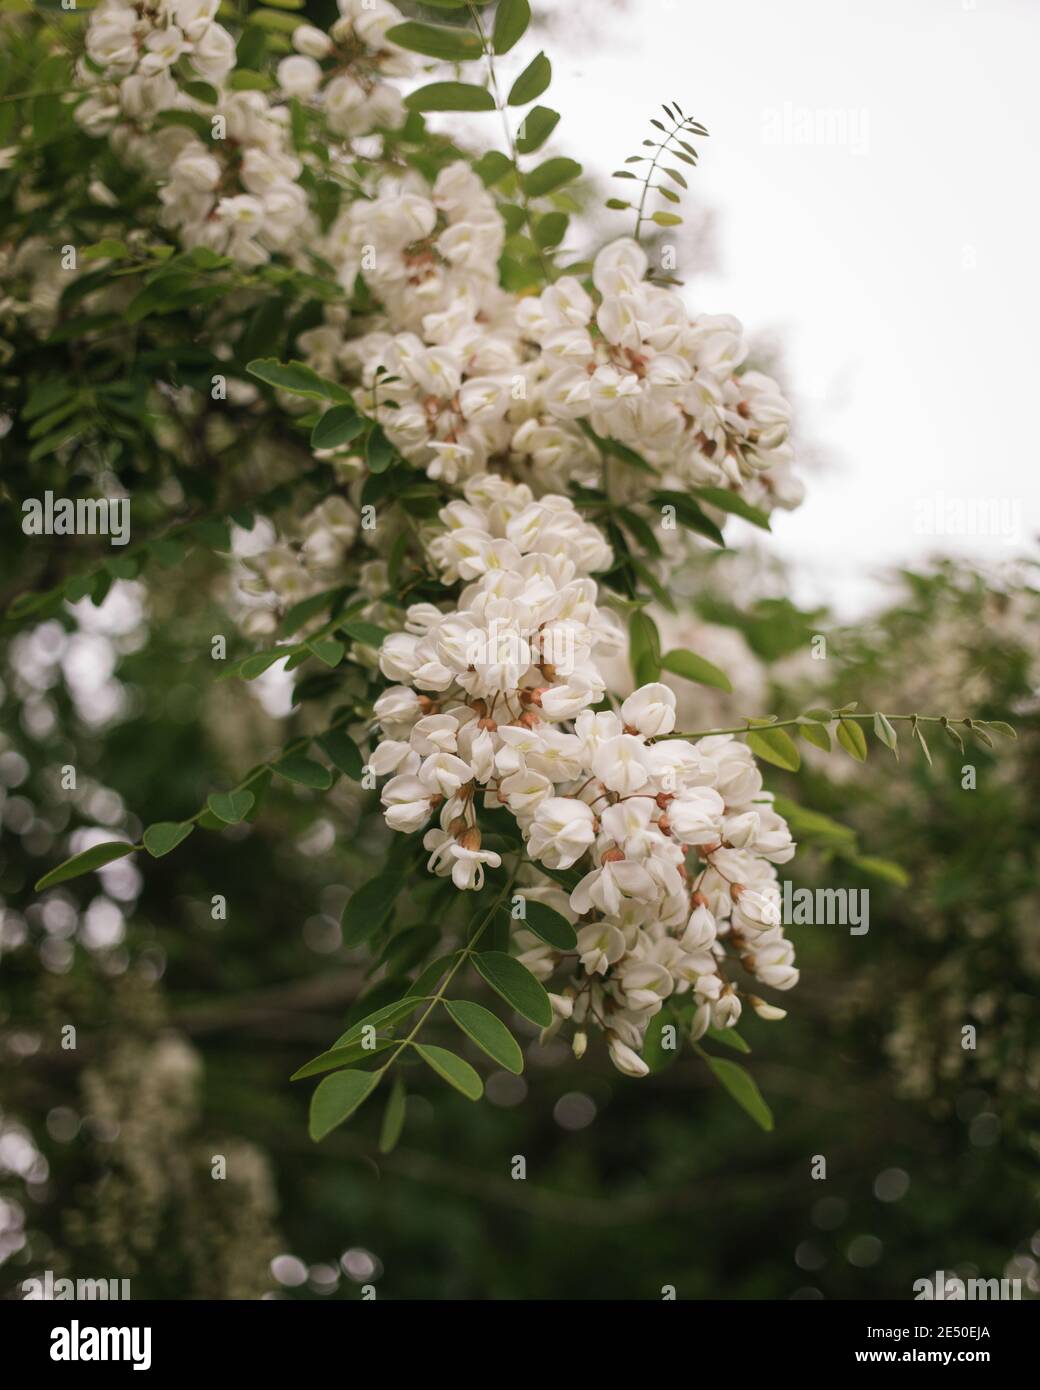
[[191, 22, 236, 81], [423, 828, 501, 891], [570, 858, 656, 917], [576, 922, 626, 975], [591, 734, 650, 794], [607, 1035, 650, 1078], [173, 0, 220, 42], [616, 960, 673, 1012], [418, 752, 473, 799], [712, 990, 743, 1029], [621, 683, 676, 737], [526, 797, 595, 870], [277, 55, 323, 99], [171, 147, 222, 192], [369, 740, 418, 777], [381, 775, 432, 832], [293, 23, 333, 58], [681, 904, 717, 952], [140, 26, 186, 75], [667, 786, 725, 844]]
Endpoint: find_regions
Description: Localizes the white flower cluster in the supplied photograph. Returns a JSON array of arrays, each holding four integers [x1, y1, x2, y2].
[[74, 0, 413, 265], [517, 237, 804, 509], [235, 495, 361, 638], [159, 92, 311, 266], [78, 0, 236, 130], [369, 476, 799, 1075], [72, 0, 801, 520], [305, 178, 801, 509]]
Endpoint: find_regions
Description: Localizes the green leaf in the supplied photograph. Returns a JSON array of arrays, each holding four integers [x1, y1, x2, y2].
[[309, 1070, 380, 1141], [316, 728, 363, 780], [534, 211, 569, 248], [183, 80, 219, 104], [802, 708, 832, 722], [249, 7, 301, 32], [414, 1044, 483, 1100], [291, 1038, 395, 1082], [35, 841, 136, 892], [229, 69, 273, 92], [772, 795, 856, 849], [694, 487, 771, 530], [81, 239, 128, 262], [872, 711, 899, 758], [342, 873, 400, 948], [650, 491, 726, 546], [281, 587, 345, 636], [474, 950, 553, 1027], [340, 619, 388, 647], [651, 210, 683, 227], [272, 754, 333, 790], [404, 81, 495, 112], [334, 996, 427, 1048], [942, 720, 965, 752], [473, 150, 514, 185], [853, 855, 910, 889], [445, 999, 524, 1074], [706, 1026, 751, 1054], [379, 1076, 407, 1155], [524, 156, 582, 198], [310, 405, 364, 450], [578, 420, 656, 475], [980, 720, 1016, 740], [246, 358, 351, 404], [704, 1055, 774, 1131], [492, 0, 530, 53], [238, 648, 290, 680], [642, 1009, 681, 1072], [628, 608, 661, 686], [384, 20, 483, 61], [406, 952, 462, 999], [206, 789, 255, 824], [836, 718, 868, 762], [365, 424, 396, 474], [517, 899, 577, 950], [660, 647, 732, 693], [142, 821, 194, 859], [154, 109, 212, 140], [746, 727, 801, 772], [508, 51, 551, 106], [912, 720, 933, 767], [516, 104, 560, 154], [798, 720, 832, 752], [306, 637, 344, 669]]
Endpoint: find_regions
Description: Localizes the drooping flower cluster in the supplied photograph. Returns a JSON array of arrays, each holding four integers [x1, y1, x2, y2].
[[69, 0, 802, 520], [369, 476, 799, 1074], [516, 237, 804, 510], [43, 0, 808, 1079], [74, 0, 414, 265], [306, 175, 802, 510]]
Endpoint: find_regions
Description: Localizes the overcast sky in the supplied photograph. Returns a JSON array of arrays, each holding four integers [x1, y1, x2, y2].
[[531, 0, 1040, 613]]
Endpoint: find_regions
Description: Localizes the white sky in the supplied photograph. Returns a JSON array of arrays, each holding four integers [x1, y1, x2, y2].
[[532, 0, 1040, 613]]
